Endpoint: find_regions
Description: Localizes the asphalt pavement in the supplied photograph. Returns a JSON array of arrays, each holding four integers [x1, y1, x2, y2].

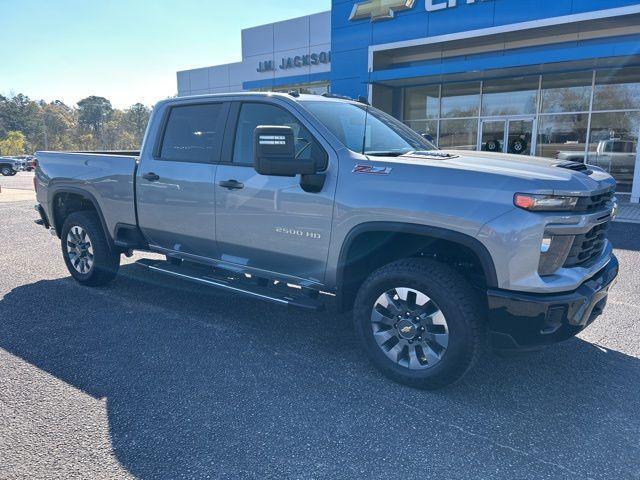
[[0, 171, 35, 191], [0, 198, 639, 480]]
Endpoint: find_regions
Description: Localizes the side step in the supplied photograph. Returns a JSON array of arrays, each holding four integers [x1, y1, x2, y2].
[[136, 259, 324, 312]]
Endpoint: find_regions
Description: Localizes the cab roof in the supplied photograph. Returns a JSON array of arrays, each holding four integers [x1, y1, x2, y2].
[[156, 91, 363, 108]]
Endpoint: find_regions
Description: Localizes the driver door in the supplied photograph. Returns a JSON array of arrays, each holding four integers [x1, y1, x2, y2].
[[214, 101, 337, 285]]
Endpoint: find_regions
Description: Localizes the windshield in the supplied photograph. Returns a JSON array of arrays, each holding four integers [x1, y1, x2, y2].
[[301, 101, 437, 156]]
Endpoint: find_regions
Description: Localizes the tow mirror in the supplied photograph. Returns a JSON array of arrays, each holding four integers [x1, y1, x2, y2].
[[253, 126, 317, 177]]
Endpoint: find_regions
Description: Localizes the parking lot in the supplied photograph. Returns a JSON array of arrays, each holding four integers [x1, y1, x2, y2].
[[0, 170, 35, 191], [1, 173, 639, 479]]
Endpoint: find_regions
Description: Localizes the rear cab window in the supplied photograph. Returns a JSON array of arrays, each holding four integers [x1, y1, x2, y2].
[[159, 103, 227, 163]]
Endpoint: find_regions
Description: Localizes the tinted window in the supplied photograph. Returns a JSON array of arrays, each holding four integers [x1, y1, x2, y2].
[[536, 114, 588, 159], [233, 103, 326, 169], [541, 72, 592, 113], [594, 67, 640, 111], [482, 76, 538, 116], [160, 103, 224, 162], [404, 85, 440, 120], [441, 82, 480, 118]]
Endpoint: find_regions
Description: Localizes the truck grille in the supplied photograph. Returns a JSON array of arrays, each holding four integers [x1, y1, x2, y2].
[[564, 222, 609, 268], [576, 190, 615, 212]]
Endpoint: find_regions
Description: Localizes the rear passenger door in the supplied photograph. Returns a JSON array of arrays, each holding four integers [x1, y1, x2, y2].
[[137, 101, 229, 260]]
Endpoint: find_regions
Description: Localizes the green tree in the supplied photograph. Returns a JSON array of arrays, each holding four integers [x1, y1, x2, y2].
[[0, 94, 42, 151], [124, 103, 151, 148], [0, 131, 27, 156], [42, 100, 78, 151], [77, 96, 113, 137]]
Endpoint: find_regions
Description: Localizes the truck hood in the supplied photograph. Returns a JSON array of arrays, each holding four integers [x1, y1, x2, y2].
[[374, 150, 616, 195]]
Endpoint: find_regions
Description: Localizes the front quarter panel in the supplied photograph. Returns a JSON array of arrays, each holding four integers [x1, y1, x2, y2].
[[324, 151, 516, 287]]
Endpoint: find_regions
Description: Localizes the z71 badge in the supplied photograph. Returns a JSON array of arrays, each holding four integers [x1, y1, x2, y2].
[[352, 164, 392, 175]]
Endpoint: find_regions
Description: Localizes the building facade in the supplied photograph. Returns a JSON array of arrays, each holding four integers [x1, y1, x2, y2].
[[178, 1, 640, 200], [177, 11, 331, 96]]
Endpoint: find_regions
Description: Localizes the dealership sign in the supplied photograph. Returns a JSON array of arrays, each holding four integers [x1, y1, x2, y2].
[[257, 52, 331, 73], [350, 0, 491, 22]]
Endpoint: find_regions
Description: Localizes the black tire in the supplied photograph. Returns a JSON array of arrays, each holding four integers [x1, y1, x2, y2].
[[353, 258, 486, 389], [510, 138, 528, 154], [61, 211, 120, 286], [485, 139, 501, 152], [1, 166, 14, 176]]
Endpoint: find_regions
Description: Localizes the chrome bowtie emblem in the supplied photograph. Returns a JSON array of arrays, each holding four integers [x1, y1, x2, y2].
[[349, 0, 416, 22]]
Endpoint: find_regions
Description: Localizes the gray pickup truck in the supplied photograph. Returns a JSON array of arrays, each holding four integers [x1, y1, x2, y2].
[[0, 157, 23, 176], [35, 93, 619, 389]]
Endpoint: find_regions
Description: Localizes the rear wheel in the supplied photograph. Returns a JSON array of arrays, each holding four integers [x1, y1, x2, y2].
[[1, 166, 14, 176], [353, 259, 486, 389], [61, 211, 120, 286]]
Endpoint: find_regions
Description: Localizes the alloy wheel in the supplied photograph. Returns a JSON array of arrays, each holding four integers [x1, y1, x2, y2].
[[371, 287, 450, 370], [66, 226, 95, 275]]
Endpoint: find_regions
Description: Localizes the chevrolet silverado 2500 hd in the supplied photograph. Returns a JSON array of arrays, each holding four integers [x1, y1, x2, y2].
[[34, 93, 619, 389]]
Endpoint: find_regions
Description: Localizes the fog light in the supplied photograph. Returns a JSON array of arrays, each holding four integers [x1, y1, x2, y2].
[[538, 235, 575, 276]]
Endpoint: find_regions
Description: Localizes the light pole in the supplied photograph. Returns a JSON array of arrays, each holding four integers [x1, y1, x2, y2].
[[632, 126, 640, 204]]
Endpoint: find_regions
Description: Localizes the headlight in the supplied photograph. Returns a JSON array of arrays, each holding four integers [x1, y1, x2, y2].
[[514, 194, 579, 211]]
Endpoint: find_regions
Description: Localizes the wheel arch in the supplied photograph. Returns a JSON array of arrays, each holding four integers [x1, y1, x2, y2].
[[49, 186, 115, 251], [335, 222, 498, 312]]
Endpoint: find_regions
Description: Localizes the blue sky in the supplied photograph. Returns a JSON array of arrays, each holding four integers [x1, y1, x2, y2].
[[0, 0, 330, 108]]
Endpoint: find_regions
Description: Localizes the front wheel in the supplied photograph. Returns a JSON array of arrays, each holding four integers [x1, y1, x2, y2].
[[353, 259, 486, 389], [61, 211, 120, 286], [1, 166, 14, 176]]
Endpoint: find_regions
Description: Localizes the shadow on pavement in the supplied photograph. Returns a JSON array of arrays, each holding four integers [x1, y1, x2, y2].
[[1, 263, 639, 479]]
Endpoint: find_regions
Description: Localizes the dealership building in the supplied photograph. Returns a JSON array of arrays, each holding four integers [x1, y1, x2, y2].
[[178, 0, 640, 200]]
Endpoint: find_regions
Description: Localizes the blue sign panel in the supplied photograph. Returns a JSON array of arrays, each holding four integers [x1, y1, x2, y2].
[[330, 0, 640, 98]]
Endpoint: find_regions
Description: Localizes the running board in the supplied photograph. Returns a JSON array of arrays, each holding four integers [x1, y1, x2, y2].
[[136, 259, 324, 312]]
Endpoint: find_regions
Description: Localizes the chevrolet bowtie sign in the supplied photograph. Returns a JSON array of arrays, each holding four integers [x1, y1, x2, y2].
[[349, 0, 415, 21], [350, 0, 487, 22]]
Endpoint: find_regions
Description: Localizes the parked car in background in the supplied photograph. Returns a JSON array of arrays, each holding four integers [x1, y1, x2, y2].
[[0, 157, 22, 176], [557, 139, 636, 165], [557, 138, 637, 191], [14, 155, 37, 171]]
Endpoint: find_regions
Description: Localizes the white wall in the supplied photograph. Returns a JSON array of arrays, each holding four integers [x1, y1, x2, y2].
[[177, 11, 331, 96]]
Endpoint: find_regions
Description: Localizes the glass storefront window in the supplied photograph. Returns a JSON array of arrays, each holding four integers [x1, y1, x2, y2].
[[536, 114, 588, 160], [439, 119, 478, 150], [441, 82, 480, 118], [405, 120, 438, 144], [482, 76, 539, 116], [271, 82, 330, 95], [594, 67, 640, 111], [404, 85, 440, 120], [396, 67, 640, 193], [540, 71, 593, 113], [586, 112, 639, 192]]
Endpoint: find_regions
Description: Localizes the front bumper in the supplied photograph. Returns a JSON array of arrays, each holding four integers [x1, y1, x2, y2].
[[487, 255, 619, 350]]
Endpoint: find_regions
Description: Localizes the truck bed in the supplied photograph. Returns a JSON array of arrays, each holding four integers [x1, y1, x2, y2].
[[35, 151, 139, 239]]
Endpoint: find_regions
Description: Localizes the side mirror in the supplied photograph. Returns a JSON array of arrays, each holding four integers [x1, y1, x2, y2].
[[253, 126, 317, 177]]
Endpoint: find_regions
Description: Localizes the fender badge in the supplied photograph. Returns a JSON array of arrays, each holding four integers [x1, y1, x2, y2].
[[352, 164, 392, 175]]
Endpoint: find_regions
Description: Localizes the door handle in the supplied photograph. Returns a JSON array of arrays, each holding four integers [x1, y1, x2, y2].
[[218, 179, 244, 190], [142, 172, 160, 182]]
